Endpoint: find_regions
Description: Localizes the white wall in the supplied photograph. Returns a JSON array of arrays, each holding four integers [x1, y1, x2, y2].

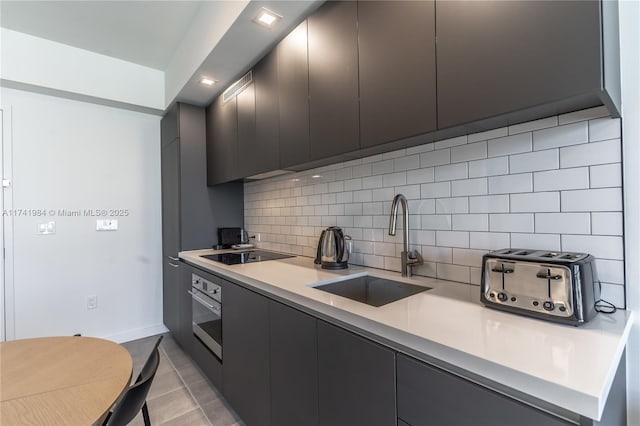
[[1, 87, 164, 342], [0, 29, 165, 110], [619, 0, 640, 424]]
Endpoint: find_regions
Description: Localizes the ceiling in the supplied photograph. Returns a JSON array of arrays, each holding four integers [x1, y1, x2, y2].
[[0, 1, 324, 110], [0, 1, 204, 71]]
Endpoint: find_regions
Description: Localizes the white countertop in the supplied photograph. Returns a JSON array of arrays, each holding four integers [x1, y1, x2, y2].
[[179, 249, 633, 421]]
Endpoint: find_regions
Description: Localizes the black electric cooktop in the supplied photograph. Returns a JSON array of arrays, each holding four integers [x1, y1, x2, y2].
[[202, 250, 294, 265]]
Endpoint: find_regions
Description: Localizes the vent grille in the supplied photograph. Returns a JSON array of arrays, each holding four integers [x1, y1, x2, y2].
[[223, 71, 253, 103]]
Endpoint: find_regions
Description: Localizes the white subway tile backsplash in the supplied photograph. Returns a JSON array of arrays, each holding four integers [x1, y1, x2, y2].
[[245, 108, 623, 290], [421, 182, 451, 198], [436, 231, 469, 248], [590, 163, 622, 188], [591, 212, 623, 236], [452, 248, 487, 267], [421, 215, 452, 230], [394, 155, 420, 171], [407, 167, 435, 184], [599, 283, 625, 309], [561, 188, 622, 212], [436, 197, 469, 214], [560, 139, 621, 168], [487, 133, 532, 157], [468, 156, 509, 178], [422, 246, 453, 263], [596, 259, 625, 284], [468, 127, 508, 142], [469, 195, 510, 213], [510, 192, 560, 213], [508, 116, 558, 135], [535, 213, 591, 234], [435, 135, 467, 150], [533, 168, 589, 191], [452, 178, 488, 196], [383, 172, 407, 187], [510, 233, 561, 251], [510, 149, 559, 174], [562, 234, 623, 260], [452, 214, 489, 232], [489, 173, 532, 194], [489, 214, 534, 232], [451, 141, 487, 163], [437, 263, 470, 283], [589, 117, 621, 142], [470, 232, 510, 250], [421, 149, 451, 168], [435, 163, 468, 182], [372, 159, 394, 175], [533, 122, 588, 150]]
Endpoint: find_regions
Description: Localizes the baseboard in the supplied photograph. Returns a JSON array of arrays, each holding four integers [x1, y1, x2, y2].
[[101, 323, 169, 343]]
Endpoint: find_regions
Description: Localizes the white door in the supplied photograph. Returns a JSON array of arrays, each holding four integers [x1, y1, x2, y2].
[[1, 105, 15, 341]]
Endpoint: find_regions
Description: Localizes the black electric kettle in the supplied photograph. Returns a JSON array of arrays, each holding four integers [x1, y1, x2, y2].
[[315, 227, 352, 269]]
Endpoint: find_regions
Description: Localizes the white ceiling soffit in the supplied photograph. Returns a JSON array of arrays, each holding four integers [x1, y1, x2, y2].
[[0, 1, 203, 71], [173, 0, 325, 108]]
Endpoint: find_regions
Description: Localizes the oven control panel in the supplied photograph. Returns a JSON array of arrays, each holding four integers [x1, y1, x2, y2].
[[192, 274, 222, 302]]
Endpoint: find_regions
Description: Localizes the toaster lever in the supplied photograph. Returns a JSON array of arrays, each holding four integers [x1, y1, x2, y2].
[[491, 265, 514, 273], [536, 271, 562, 280]]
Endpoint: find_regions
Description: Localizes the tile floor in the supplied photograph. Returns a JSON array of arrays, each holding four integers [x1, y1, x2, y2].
[[121, 334, 244, 426]]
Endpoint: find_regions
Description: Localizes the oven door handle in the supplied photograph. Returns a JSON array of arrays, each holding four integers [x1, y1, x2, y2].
[[188, 290, 221, 314]]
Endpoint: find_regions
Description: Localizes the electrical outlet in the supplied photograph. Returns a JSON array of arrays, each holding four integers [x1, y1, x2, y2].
[[87, 295, 97, 309], [254, 233, 261, 242]]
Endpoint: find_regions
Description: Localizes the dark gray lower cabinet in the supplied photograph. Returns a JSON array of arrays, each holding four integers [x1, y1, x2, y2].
[[174, 264, 192, 352], [269, 301, 319, 426], [318, 321, 396, 426], [222, 281, 271, 426], [397, 354, 571, 426]]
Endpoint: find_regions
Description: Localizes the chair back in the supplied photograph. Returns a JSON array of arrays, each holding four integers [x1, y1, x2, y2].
[[105, 336, 163, 426]]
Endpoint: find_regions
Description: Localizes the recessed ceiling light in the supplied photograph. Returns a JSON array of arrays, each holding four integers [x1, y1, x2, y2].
[[311, 175, 322, 179], [254, 8, 282, 28], [200, 77, 216, 86]]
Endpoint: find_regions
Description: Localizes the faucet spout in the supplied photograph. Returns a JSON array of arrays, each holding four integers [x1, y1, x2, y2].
[[388, 194, 422, 277]]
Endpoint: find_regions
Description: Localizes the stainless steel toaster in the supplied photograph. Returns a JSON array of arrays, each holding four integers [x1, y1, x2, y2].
[[480, 249, 599, 325]]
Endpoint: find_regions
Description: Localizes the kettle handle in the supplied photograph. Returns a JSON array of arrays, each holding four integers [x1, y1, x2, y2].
[[335, 228, 345, 262], [315, 230, 326, 264]]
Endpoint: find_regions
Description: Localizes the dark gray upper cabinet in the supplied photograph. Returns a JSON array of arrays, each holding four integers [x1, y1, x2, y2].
[[278, 20, 310, 168], [253, 51, 280, 174], [436, 1, 615, 129], [222, 281, 271, 426], [236, 82, 256, 176], [206, 95, 238, 185], [317, 321, 396, 426], [269, 301, 319, 426], [308, 1, 360, 160], [397, 354, 571, 426], [358, 1, 437, 148]]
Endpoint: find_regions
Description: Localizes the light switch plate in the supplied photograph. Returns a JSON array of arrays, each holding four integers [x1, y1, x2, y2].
[[96, 219, 118, 231], [37, 221, 55, 235]]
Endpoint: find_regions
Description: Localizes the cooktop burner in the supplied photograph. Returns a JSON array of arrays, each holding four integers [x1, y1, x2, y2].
[[201, 250, 294, 265]]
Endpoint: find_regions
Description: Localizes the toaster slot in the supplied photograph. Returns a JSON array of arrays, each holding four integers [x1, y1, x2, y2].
[[540, 252, 560, 258]]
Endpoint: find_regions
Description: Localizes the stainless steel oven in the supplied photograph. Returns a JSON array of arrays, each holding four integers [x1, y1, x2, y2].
[[189, 273, 222, 360]]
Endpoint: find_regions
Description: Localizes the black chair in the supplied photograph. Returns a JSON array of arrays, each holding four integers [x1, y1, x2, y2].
[[104, 335, 163, 426]]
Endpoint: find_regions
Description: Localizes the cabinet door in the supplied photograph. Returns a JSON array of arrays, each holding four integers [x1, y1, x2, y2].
[[161, 137, 180, 333], [436, 1, 601, 129], [270, 301, 318, 426], [250, 50, 280, 175], [397, 354, 571, 426], [317, 321, 396, 426], [308, 1, 359, 160], [358, 1, 437, 147], [206, 95, 238, 184], [236, 83, 256, 177], [175, 263, 192, 352], [222, 281, 271, 426], [278, 20, 310, 168]]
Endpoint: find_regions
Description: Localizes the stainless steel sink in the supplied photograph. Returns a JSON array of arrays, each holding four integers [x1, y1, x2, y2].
[[313, 275, 431, 307]]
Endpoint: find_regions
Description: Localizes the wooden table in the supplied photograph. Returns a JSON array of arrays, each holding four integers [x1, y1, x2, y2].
[[0, 336, 133, 426]]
